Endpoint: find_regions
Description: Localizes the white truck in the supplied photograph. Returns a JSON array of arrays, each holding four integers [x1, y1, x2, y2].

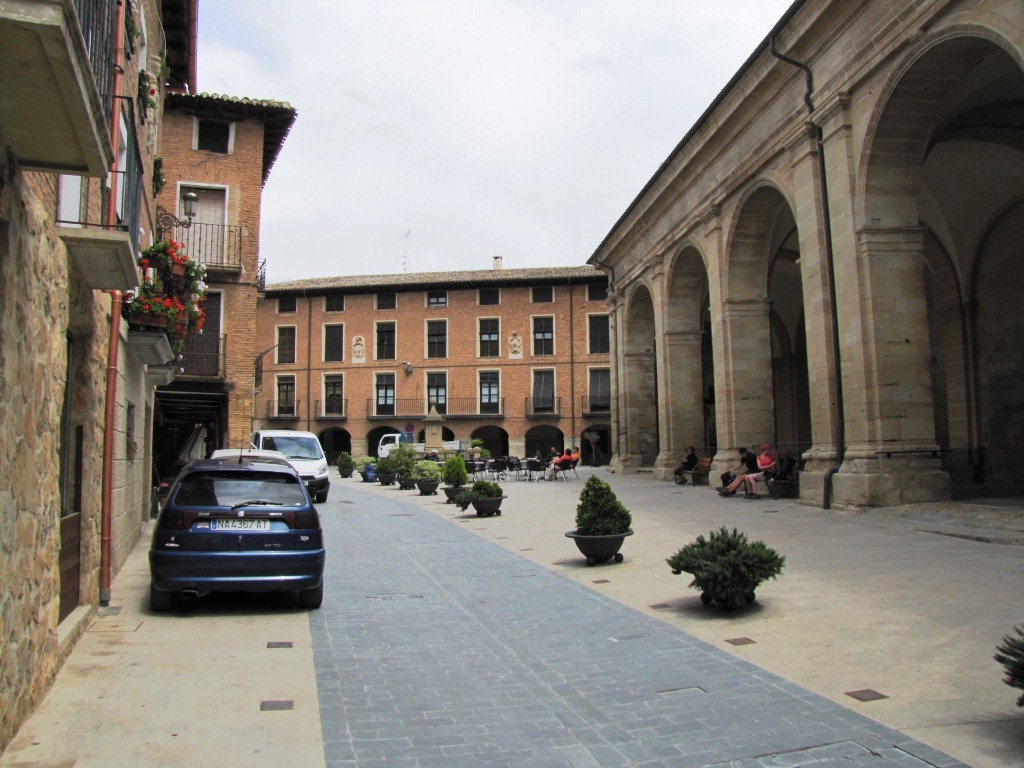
[[377, 433, 464, 459]]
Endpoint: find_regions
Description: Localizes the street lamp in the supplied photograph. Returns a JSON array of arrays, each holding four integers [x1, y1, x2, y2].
[[156, 191, 199, 238]]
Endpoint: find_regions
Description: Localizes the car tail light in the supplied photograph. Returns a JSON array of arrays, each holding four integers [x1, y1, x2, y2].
[[158, 508, 187, 530], [293, 507, 320, 529]]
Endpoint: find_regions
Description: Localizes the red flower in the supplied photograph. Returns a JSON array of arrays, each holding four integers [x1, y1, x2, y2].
[[142, 304, 150, 311], [163, 298, 172, 308]]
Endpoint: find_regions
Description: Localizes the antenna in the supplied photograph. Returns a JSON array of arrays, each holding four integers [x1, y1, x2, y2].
[[400, 228, 411, 272]]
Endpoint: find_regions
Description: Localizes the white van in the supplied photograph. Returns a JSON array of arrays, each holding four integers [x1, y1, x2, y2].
[[249, 430, 330, 502]]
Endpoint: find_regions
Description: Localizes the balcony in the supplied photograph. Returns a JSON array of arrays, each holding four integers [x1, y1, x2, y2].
[[525, 397, 561, 419], [179, 334, 226, 378], [314, 399, 348, 420], [366, 398, 426, 420], [434, 397, 504, 419], [266, 400, 300, 421], [0, 0, 116, 175], [169, 222, 244, 273], [582, 396, 611, 417]]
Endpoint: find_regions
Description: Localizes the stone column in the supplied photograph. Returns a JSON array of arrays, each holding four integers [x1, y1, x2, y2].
[[713, 298, 774, 452], [656, 329, 703, 480]]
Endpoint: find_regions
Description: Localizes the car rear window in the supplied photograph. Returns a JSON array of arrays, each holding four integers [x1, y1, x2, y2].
[[260, 436, 322, 460], [173, 471, 307, 508]]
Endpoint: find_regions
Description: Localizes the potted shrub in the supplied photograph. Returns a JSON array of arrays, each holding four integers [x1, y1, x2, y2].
[[412, 459, 442, 495], [666, 526, 785, 609], [453, 479, 506, 517], [392, 444, 418, 489], [565, 476, 633, 566], [354, 455, 376, 482], [375, 456, 398, 485], [335, 451, 355, 478], [441, 456, 469, 504], [995, 625, 1024, 707]]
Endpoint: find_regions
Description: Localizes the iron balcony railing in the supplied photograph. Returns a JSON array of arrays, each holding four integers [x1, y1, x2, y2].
[[366, 398, 427, 419], [314, 399, 349, 419], [582, 396, 611, 415], [74, 0, 117, 114], [257, 260, 267, 293], [179, 334, 226, 378], [432, 397, 505, 418], [171, 222, 244, 269], [525, 396, 560, 418], [266, 400, 301, 419]]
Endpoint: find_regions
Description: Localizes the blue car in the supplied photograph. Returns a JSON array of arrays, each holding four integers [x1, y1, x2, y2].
[[149, 455, 326, 611]]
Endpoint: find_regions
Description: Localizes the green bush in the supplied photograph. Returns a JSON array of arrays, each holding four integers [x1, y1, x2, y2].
[[666, 526, 785, 609], [335, 451, 354, 471], [412, 460, 442, 481], [995, 625, 1024, 707], [441, 456, 468, 488], [375, 456, 398, 475], [353, 455, 375, 471], [574, 476, 632, 536], [390, 444, 417, 476], [453, 479, 504, 511]]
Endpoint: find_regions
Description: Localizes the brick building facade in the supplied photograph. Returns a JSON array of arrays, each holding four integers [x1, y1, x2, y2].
[[255, 262, 611, 464]]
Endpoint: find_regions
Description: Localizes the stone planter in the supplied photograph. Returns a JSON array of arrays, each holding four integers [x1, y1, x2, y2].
[[338, 468, 354, 479], [442, 486, 465, 504], [564, 530, 633, 566], [416, 480, 440, 495], [397, 476, 417, 490], [471, 495, 507, 517], [377, 472, 397, 486]]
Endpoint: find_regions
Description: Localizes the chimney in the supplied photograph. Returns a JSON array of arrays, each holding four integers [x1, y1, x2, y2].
[[492, 255, 503, 270]]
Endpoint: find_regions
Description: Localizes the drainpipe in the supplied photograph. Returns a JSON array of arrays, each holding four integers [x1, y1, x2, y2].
[[568, 277, 576, 449], [769, 34, 845, 509], [100, 0, 128, 605], [306, 291, 313, 431]]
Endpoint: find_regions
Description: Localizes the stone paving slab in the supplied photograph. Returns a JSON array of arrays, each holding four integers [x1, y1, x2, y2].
[[313, 481, 969, 768]]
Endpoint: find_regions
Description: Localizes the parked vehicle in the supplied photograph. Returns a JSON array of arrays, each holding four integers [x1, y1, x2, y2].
[[250, 429, 330, 502], [377, 432, 463, 459], [148, 454, 326, 611]]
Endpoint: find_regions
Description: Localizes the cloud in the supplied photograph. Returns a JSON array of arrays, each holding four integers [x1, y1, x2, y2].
[[197, 0, 794, 281]]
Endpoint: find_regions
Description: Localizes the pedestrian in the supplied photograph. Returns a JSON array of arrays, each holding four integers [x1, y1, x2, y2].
[[674, 446, 698, 484], [718, 447, 757, 496]]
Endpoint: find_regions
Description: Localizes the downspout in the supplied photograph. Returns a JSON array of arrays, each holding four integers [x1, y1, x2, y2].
[[306, 291, 313, 431], [101, 0, 128, 605], [769, 34, 845, 509], [186, 0, 199, 93]]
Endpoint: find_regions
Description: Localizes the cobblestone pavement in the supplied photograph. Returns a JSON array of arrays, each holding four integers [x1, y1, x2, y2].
[[312, 478, 972, 767]]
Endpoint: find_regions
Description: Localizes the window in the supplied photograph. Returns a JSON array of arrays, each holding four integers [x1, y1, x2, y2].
[[532, 316, 554, 356], [588, 369, 611, 412], [197, 119, 231, 153], [376, 322, 396, 360], [532, 370, 555, 413], [532, 286, 553, 303], [426, 320, 447, 358], [376, 292, 396, 310], [325, 295, 345, 312], [588, 315, 610, 354], [479, 371, 500, 414], [324, 324, 344, 362], [277, 327, 296, 364], [427, 372, 447, 414], [427, 290, 447, 307], [276, 376, 296, 417], [588, 283, 608, 301], [324, 375, 344, 417], [375, 373, 395, 416], [278, 297, 296, 313], [479, 288, 500, 305], [479, 318, 499, 357]]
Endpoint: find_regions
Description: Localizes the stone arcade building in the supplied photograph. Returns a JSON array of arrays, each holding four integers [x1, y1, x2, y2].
[[591, 0, 1023, 508]]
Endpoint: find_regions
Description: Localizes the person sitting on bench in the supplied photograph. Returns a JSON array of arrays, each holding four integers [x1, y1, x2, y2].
[[718, 447, 757, 496], [742, 443, 777, 499], [673, 446, 698, 484]]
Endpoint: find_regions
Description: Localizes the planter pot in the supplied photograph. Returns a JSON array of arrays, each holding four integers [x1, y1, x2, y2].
[[397, 476, 417, 490], [377, 473, 397, 486], [338, 468, 354, 479], [471, 495, 507, 517], [128, 312, 169, 330], [442, 486, 466, 504], [416, 480, 440, 496], [565, 530, 634, 566]]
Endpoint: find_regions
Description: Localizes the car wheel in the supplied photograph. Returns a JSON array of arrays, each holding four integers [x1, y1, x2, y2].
[[150, 583, 175, 612], [314, 489, 328, 503], [298, 582, 324, 609]]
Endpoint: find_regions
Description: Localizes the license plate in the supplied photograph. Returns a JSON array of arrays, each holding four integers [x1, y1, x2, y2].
[[211, 518, 271, 531]]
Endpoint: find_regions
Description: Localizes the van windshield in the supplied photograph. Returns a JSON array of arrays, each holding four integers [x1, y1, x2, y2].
[[261, 436, 322, 460]]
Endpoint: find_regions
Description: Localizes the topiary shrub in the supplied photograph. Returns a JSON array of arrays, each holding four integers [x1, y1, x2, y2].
[[441, 456, 469, 488], [412, 460, 442, 482], [335, 451, 355, 472], [667, 526, 784, 609], [574, 476, 631, 536], [995, 625, 1024, 707], [453, 480, 504, 511]]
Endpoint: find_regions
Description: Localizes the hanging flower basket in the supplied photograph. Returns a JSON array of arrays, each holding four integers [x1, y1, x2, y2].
[[128, 311, 170, 330]]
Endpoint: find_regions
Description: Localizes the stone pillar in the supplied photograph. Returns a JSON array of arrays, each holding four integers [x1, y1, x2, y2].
[[423, 402, 444, 452], [656, 329, 703, 480], [713, 298, 774, 453]]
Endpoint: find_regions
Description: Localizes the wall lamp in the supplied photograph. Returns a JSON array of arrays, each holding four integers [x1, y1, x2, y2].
[[401, 361, 413, 375], [156, 191, 199, 238]]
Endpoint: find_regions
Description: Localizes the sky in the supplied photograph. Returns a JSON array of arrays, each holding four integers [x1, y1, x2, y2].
[[198, 1, 795, 283]]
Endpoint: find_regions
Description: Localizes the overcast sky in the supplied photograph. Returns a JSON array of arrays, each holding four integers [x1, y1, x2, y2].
[[198, 1, 794, 282]]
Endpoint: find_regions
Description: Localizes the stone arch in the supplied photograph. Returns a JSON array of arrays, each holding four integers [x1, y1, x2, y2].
[[856, 30, 1024, 498], [524, 424, 563, 461], [471, 425, 508, 459], [619, 283, 658, 468], [318, 427, 351, 465], [663, 244, 713, 457]]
